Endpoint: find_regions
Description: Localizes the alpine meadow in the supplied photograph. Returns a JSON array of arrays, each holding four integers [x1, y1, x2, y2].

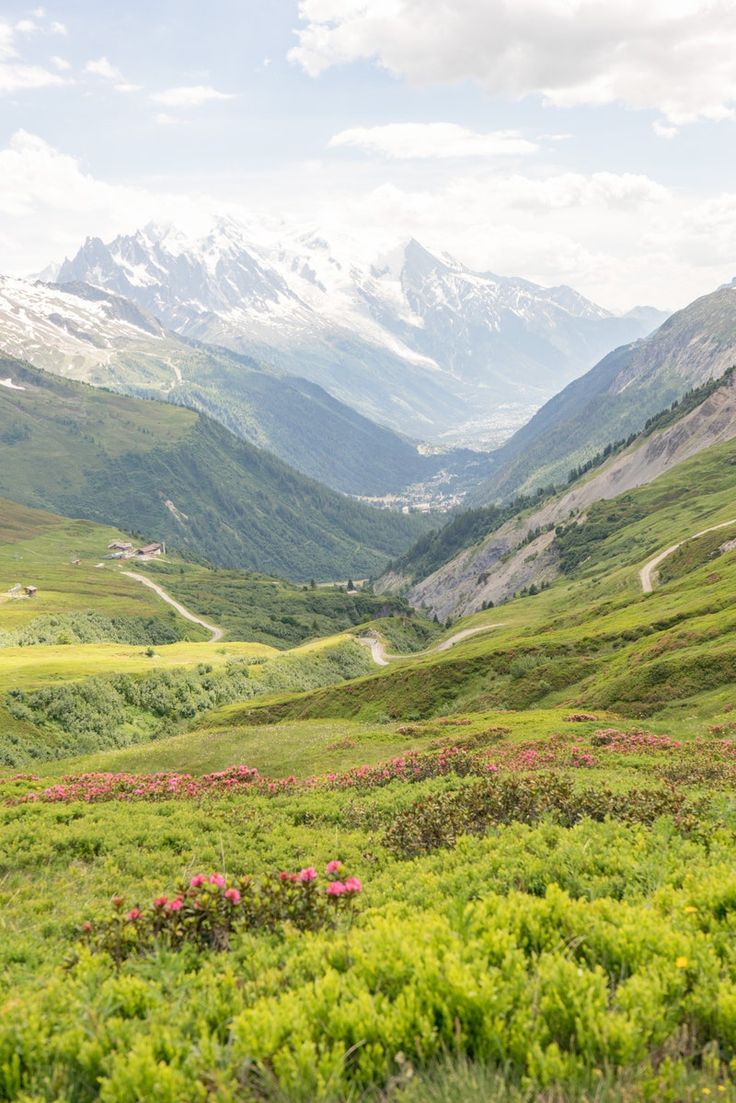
[[3, 4, 736, 1102]]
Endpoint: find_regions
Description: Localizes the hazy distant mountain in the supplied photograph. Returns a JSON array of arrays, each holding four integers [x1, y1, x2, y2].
[[470, 284, 736, 502], [56, 218, 666, 444], [0, 274, 482, 497]]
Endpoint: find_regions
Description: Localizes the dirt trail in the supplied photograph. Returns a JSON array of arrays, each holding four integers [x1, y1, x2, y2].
[[639, 517, 736, 593], [358, 622, 504, 666], [122, 571, 224, 642]]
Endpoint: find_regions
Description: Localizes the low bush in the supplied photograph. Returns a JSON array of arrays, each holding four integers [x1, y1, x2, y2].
[[384, 774, 707, 857]]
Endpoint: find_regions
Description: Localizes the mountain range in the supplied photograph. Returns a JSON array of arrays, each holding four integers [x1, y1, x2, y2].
[[0, 274, 489, 498], [472, 284, 736, 502], [54, 218, 665, 445]]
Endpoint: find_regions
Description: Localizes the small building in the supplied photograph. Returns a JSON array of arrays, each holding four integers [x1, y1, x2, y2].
[[108, 541, 133, 552], [136, 542, 164, 558], [25, 585, 38, 597]]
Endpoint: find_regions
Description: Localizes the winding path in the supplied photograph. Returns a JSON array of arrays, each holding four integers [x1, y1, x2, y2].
[[639, 517, 736, 593], [122, 571, 224, 642], [358, 622, 505, 666]]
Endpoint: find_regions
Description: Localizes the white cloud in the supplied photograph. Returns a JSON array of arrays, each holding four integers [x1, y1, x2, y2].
[[0, 16, 66, 92], [0, 130, 734, 314], [0, 130, 210, 275], [290, 0, 736, 126], [85, 56, 140, 93], [15, 19, 38, 34], [85, 56, 124, 82], [329, 122, 538, 159], [49, 21, 67, 35], [151, 84, 234, 108], [154, 112, 179, 125], [50, 55, 70, 71]]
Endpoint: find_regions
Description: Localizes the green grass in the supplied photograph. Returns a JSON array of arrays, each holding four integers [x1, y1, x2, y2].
[[129, 558, 425, 649]]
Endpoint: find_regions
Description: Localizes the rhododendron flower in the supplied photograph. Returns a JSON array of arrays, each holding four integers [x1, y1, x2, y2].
[[127, 908, 142, 921], [327, 880, 346, 896], [153, 896, 168, 908], [209, 873, 226, 888], [168, 897, 184, 912], [298, 867, 317, 882], [224, 887, 241, 904], [278, 871, 290, 881], [326, 860, 343, 874], [190, 874, 206, 888], [81, 920, 92, 932], [111, 895, 124, 909], [344, 877, 362, 894]]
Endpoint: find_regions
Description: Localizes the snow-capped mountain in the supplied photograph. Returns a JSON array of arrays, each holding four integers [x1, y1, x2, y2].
[[55, 218, 666, 444], [0, 273, 494, 499]]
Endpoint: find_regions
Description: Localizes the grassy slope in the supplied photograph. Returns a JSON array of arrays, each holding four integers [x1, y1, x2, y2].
[[227, 436, 736, 728], [0, 498, 200, 636], [0, 356, 431, 580], [8, 434, 736, 1097], [127, 558, 417, 649]]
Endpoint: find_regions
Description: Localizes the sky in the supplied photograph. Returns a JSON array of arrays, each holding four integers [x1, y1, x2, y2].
[[0, 0, 735, 311]]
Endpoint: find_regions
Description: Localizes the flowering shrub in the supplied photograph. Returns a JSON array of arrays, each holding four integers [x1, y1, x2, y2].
[[12, 746, 485, 805], [79, 862, 362, 963]]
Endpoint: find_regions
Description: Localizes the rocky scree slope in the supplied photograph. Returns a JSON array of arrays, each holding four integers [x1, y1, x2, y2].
[[384, 369, 736, 619]]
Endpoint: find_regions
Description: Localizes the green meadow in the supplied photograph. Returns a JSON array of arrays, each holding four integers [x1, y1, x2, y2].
[[5, 439, 736, 1099]]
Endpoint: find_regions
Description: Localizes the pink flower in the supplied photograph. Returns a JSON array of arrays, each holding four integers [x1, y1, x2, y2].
[[344, 877, 362, 894], [153, 896, 168, 908], [326, 860, 343, 874], [81, 920, 92, 932], [127, 908, 142, 921], [298, 867, 317, 882], [327, 881, 347, 896], [190, 874, 206, 888], [111, 895, 124, 909], [167, 897, 184, 912], [224, 887, 241, 904], [209, 873, 226, 888]]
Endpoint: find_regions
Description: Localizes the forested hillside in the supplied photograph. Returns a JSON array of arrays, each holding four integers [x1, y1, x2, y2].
[[0, 357, 430, 580]]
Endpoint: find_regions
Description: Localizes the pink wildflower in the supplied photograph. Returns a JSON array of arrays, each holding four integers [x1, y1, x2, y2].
[[224, 887, 241, 904], [111, 895, 124, 909], [327, 881, 347, 896], [127, 908, 142, 921], [326, 860, 343, 874], [344, 877, 362, 894], [153, 896, 168, 908], [209, 873, 226, 888], [167, 897, 184, 912], [81, 920, 92, 932], [298, 866, 317, 882], [190, 874, 206, 888]]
